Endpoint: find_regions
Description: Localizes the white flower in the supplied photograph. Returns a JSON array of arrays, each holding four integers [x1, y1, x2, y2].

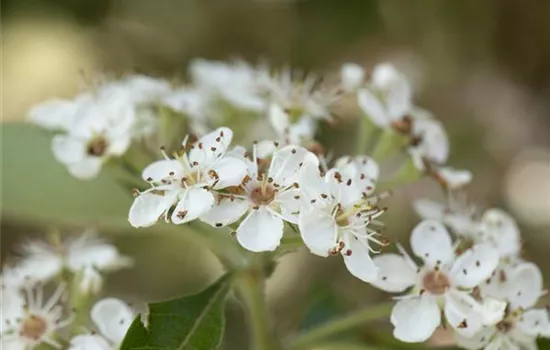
[[434, 167, 473, 190], [201, 145, 314, 252], [413, 197, 478, 237], [69, 298, 134, 350], [474, 209, 522, 261], [357, 63, 412, 128], [128, 127, 248, 228], [297, 157, 386, 282], [457, 262, 549, 350], [12, 231, 132, 288], [162, 87, 210, 135], [258, 67, 339, 121], [1, 284, 71, 349], [341, 63, 366, 92], [407, 108, 450, 171], [371, 220, 502, 342], [267, 103, 317, 146], [190, 59, 265, 111]]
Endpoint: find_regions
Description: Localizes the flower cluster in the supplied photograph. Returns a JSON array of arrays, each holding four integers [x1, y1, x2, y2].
[[366, 198, 550, 348], [1, 231, 134, 349]]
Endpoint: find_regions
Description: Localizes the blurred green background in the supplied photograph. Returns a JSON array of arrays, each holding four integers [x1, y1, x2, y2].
[[2, 0, 550, 349]]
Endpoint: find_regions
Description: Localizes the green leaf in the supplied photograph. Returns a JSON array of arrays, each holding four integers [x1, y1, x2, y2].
[[1, 123, 133, 228], [121, 274, 231, 350]]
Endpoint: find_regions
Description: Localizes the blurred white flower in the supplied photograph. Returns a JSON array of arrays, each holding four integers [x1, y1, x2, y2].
[[457, 261, 549, 350], [297, 157, 385, 283], [128, 127, 248, 228], [267, 103, 317, 146], [190, 59, 265, 111], [357, 63, 412, 129], [29, 75, 171, 180], [202, 145, 313, 252], [341, 63, 366, 92], [371, 220, 502, 342], [1, 283, 71, 349], [69, 298, 134, 350], [12, 231, 132, 288], [407, 108, 450, 171]]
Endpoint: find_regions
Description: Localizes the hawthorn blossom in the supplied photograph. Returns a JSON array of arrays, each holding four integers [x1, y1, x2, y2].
[[456, 262, 550, 350], [297, 157, 386, 282], [474, 209, 522, 261], [69, 298, 134, 350], [11, 231, 131, 292], [407, 108, 450, 171], [128, 127, 248, 228], [258, 66, 339, 122], [370, 220, 503, 342], [1, 284, 72, 349], [414, 196, 478, 237], [201, 145, 313, 252], [356, 63, 412, 129], [190, 59, 265, 111]]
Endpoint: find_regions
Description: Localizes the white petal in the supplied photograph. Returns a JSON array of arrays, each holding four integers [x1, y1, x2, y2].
[[268, 145, 312, 187], [274, 188, 302, 224], [371, 253, 417, 292], [128, 189, 178, 228], [255, 140, 278, 159], [268, 103, 290, 136], [450, 243, 499, 289], [91, 298, 134, 345], [298, 154, 326, 204], [444, 290, 485, 337], [391, 296, 441, 343], [298, 206, 337, 257], [437, 167, 473, 190], [410, 220, 454, 266], [372, 63, 403, 89], [77, 267, 103, 295], [188, 127, 233, 165], [516, 309, 550, 337], [478, 209, 521, 259], [28, 99, 79, 130], [454, 327, 495, 350], [163, 88, 205, 117], [386, 77, 412, 121], [209, 157, 248, 189], [479, 297, 507, 326], [67, 239, 130, 271], [410, 117, 449, 165], [341, 63, 365, 91], [506, 262, 543, 310], [69, 334, 111, 350], [171, 188, 215, 225], [200, 197, 248, 227], [236, 208, 284, 252], [335, 155, 380, 182], [52, 135, 87, 164], [413, 199, 445, 220], [342, 233, 379, 283], [357, 89, 390, 128], [67, 158, 104, 180], [17, 254, 63, 283], [142, 160, 185, 183], [0, 288, 25, 330]]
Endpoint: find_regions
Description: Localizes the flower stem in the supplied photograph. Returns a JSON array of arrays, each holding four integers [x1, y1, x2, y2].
[[371, 129, 405, 162], [288, 302, 394, 350], [356, 116, 376, 155], [234, 268, 280, 350]]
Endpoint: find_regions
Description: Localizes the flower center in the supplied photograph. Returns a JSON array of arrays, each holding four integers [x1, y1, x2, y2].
[[422, 270, 450, 295], [87, 137, 109, 157], [496, 320, 514, 334], [250, 183, 276, 206], [21, 315, 48, 341]]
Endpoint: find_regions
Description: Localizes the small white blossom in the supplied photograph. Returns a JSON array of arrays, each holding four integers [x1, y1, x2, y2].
[[357, 63, 412, 129], [68, 298, 134, 350], [407, 108, 450, 171], [413, 196, 478, 237], [12, 231, 132, 288], [201, 145, 313, 252], [190, 59, 265, 111], [341, 63, 366, 92], [1, 284, 72, 349], [371, 220, 503, 342], [297, 157, 386, 283], [456, 262, 549, 350], [128, 127, 248, 228]]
